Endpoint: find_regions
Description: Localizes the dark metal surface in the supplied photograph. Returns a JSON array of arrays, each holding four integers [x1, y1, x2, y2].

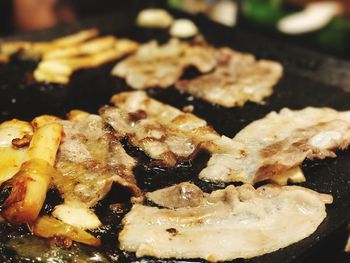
[[0, 9, 350, 263]]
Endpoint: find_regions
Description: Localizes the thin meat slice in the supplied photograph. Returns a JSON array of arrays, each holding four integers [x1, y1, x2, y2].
[[146, 182, 206, 209], [53, 114, 141, 229], [120, 183, 332, 261], [200, 107, 350, 184], [100, 91, 221, 166], [111, 38, 217, 89], [176, 48, 283, 107]]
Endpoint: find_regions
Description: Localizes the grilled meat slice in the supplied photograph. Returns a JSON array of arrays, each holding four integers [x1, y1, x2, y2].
[[176, 48, 283, 107], [111, 38, 217, 89], [100, 91, 221, 166], [120, 183, 332, 261], [53, 113, 141, 229], [200, 107, 350, 184]]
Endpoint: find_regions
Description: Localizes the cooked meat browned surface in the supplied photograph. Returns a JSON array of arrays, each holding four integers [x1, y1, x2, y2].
[[176, 48, 283, 107], [100, 91, 222, 166], [111, 39, 217, 89], [53, 113, 141, 229], [200, 107, 350, 184]]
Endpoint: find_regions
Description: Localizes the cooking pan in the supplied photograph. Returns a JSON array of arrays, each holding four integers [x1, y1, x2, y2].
[[0, 8, 349, 263]]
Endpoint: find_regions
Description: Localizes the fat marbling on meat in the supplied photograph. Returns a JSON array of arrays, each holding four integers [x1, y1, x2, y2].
[[176, 48, 283, 107], [111, 38, 217, 89], [100, 91, 222, 167], [53, 113, 141, 229]]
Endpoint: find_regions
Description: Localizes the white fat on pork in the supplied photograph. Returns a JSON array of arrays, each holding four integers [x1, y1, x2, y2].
[[120, 182, 332, 261], [200, 107, 350, 184], [176, 48, 283, 107], [100, 91, 222, 166], [54, 114, 141, 229], [111, 38, 217, 89]]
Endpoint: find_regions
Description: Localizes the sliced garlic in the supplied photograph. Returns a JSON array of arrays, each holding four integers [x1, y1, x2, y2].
[[278, 2, 343, 34], [169, 19, 199, 38], [136, 9, 174, 28]]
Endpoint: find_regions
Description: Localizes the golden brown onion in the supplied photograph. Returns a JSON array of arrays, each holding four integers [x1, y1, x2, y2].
[[32, 216, 101, 247]]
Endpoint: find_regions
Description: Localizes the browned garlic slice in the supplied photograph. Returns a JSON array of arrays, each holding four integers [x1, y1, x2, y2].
[[136, 9, 174, 28], [169, 19, 199, 38]]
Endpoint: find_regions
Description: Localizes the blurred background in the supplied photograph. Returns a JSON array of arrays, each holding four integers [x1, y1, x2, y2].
[[0, 0, 349, 59]]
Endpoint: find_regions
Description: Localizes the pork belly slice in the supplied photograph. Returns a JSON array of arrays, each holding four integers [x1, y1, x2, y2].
[[111, 38, 217, 89], [100, 91, 221, 166], [176, 48, 283, 107], [120, 183, 332, 261], [53, 114, 141, 229], [200, 107, 350, 184]]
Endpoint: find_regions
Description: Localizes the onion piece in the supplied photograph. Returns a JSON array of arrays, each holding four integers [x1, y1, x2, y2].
[[2, 159, 55, 224], [32, 216, 101, 247], [2, 122, 63, 224], [136, 9, 173, 28]]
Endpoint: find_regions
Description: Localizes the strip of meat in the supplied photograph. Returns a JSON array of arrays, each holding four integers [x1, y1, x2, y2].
[[111, 38, 217, 89], [100, 91, 221, 166], [120, 183, 332, 261], [176, 48, 283, 107], [200, 107, 350, 184], [53, 113, 141, 229]]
